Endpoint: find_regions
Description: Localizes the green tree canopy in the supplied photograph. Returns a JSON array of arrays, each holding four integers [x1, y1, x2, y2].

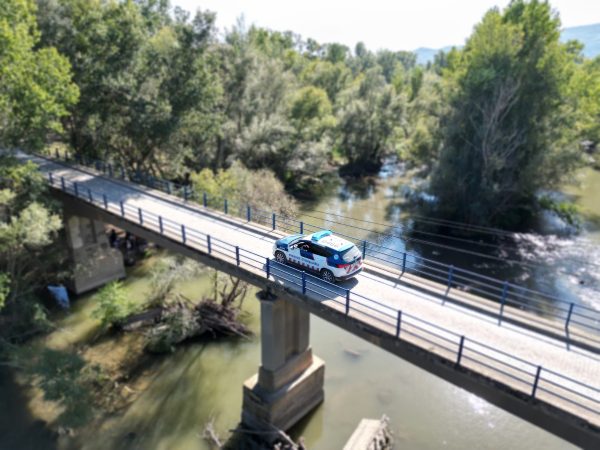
[[0, 0, 78, 149], [0, 156, 63, 339], [36, 0, 221, 176], [336, 68, 404, 172], [430, 0, 581, 228]]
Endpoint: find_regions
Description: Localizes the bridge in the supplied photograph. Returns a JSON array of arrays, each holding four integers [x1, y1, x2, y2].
[[13, 150, 600, 448]]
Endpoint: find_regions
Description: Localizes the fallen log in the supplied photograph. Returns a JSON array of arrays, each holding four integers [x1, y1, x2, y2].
[[145, 300, 252, 353]]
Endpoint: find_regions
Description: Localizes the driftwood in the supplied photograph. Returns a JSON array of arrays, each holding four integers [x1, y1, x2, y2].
[[202, 418, 223, 448], [229, 424, 305, 450], [144, 298, 252, 353], [120, 274, 252, 353], [343, 415, 393, 450], [194, 299, 251, 339]]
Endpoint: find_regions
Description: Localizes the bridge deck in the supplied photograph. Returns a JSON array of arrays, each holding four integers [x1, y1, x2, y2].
[[19, 153, 600, 434]]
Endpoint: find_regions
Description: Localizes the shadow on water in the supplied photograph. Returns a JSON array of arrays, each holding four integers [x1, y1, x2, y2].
[[0, 368, 57, 450]]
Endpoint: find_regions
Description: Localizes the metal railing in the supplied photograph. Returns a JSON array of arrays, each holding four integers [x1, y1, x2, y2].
[[45, 150, 600, 347], [46, 170, 600, 426]]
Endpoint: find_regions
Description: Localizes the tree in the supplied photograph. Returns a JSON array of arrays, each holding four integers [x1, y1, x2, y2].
[[36, 0, 221, 177], [301, 60, 352, 104], [92, 281, 136, 329], [146, 256, 203, 307], [571, 56, 600, 145], [376, 50, 416, 82], [429, 1, 581, 228], [324, 42, 349, 64], [403, 71, 445, 169], [336, 68, 404, 172], [0, 0, 78, 149], [0, 156, 63, 339], [191, 161, 297, 218]]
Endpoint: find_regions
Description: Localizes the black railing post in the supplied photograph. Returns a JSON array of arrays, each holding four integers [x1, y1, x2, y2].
[[345, 289, 350, 315], [166, 182, 172, 195], [266, 258, 270, 279], [55, 148, 59, 159], [203, 192, 207, 207], [444, 265, 454, 300], [207, 235, 211, 254], [302, 272, 306, 294], [300, 221, 304, 234], [159, 216, 164, 234], [498, 281, 509, 325], [138, 208, 143, 225], [120, 200, 125, 217], [224, 199, 228, 215], [48, 172, 54, 185], [74, 182, 79, 197], [108, 164, 113, 177], [272, 213, 276, 230], [247, 205, 251, 222], [396, 310, 402, 338], [456, 336, 465, 366], [401, 252, 407, 275], [103, 194, 108, 209], [88, 188, 93, 203], [181, 224, 186, 243], [565, 303, 575, 349], [531, 366, 542, 398], [362, 240, 367, 259], [236, 246, 240, 266], [120, 166, 125, 179], [61, 176, 66, 190]]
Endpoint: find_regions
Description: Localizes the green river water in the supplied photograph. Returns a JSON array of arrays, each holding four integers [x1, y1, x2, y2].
[[2, 166, 599, 450]]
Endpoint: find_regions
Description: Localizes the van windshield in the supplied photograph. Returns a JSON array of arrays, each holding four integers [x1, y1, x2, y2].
[[341, 246, 361, 263]]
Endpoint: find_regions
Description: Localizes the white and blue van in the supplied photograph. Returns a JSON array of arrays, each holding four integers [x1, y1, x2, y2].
[[273, 230, 363, 283]]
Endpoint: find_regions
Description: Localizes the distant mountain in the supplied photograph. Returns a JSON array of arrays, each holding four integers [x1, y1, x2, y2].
[[560, 23, 600, 59], [414, 46, 455, 65], [414, 23, 600, 65]]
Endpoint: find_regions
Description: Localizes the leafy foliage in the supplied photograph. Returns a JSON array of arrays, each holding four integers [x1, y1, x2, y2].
[[337, 68, 404, 172], [0, 156, 64, 337], [92, 281, 136, 329], [36, 0, 221, 176], [146, 256, 203, 307], [429, 1, 583, 228], [0, 0, 78, 149], [191, 161, 297, 217]]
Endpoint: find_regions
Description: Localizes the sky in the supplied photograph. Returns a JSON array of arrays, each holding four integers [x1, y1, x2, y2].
[[172, 0, 600, 51]]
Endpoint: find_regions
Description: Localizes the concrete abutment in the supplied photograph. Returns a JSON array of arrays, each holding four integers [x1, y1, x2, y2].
[[63, 201, 125, 294]]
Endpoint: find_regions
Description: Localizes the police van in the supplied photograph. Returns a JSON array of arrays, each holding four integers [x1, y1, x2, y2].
[[272, 230, 362, 283]]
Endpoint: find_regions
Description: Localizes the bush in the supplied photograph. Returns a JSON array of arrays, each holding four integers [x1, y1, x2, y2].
[[92, 282, 135, 329]]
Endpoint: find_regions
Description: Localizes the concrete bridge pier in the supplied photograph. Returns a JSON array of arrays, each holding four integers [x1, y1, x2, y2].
[[242, 290, 325, 432], [63, 202, 125, 294]]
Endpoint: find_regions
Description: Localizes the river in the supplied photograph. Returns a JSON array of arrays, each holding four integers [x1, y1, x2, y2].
[[2, 165, 599, 449]]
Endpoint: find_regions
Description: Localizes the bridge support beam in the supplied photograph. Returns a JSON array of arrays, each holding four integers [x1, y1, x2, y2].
[[63, 202, 125, 294], [242, 290, 325, 433]]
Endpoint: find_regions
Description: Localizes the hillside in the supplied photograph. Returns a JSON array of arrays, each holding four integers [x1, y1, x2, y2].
[[560, 23, 600, 59], [415, 22, 600, 64]]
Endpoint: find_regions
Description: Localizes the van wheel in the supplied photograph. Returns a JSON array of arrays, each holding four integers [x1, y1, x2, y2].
[[275, 251, 287, 265], [321, 269, 335, 283]]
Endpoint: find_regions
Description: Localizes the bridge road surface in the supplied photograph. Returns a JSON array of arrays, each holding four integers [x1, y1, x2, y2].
[[19, 152, 600, 432]]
